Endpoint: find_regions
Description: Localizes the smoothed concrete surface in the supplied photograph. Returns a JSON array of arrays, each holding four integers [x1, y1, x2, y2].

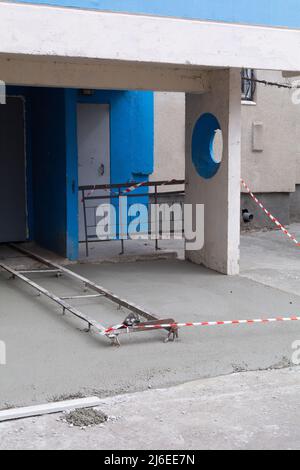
[[1, 253, 300, 407], [0, 367, 299, 450], [240, 223, 300, 296], [78, 239, 178, 263]]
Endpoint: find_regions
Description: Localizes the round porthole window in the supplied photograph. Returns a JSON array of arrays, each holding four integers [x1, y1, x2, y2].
[[192, 113, 223, 179]]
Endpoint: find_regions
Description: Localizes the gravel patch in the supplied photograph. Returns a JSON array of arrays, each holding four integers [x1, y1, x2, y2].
[[63, 408, 108, 428]]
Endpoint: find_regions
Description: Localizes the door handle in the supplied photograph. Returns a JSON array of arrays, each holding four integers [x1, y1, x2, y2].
[[99, 164, 105, 177]]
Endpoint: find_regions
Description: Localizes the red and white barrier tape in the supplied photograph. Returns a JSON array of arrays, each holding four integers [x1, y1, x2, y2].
[[241, 178, 300, 246], [81, 181, 146, 202], [121, 179, 180, 195], [122, 182, 147, 194], [82, 179, 180, 202], [105, 315, 300, 335], [81, 184, 97, 202]]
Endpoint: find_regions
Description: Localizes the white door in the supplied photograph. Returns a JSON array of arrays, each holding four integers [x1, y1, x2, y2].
[[77, 104, 110, 242]]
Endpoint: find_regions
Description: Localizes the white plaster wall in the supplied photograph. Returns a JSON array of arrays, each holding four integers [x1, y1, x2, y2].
[[151, 93, 185, 190], [241, 70, 300, 193], [185, 69, 241, 275]]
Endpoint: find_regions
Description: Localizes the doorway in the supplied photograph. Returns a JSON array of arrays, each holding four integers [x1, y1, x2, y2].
[[0, 97, 27, 243], [77, 103, 111, 242]]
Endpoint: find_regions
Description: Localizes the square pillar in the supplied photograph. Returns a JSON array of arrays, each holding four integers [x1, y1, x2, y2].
[[185, 69, 241, 275]]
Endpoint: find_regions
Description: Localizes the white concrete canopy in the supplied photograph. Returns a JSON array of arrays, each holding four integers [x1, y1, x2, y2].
[[0, 1, 300, 81], [0, 55, 211, 93]]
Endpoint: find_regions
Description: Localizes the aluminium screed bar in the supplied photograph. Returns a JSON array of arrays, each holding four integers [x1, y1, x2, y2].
[[0, 260, 106, 334], [9, 244, 160, 323]]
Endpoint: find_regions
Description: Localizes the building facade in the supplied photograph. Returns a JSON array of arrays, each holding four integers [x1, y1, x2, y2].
[[153, 72, 300, 230], [241, 70, 300, 229], [0, 0, 300, 274]]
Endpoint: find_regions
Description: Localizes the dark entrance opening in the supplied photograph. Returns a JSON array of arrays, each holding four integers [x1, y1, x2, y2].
[[0, 97, 27, 242]]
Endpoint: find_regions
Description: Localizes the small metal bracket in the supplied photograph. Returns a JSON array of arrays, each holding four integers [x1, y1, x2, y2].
[[109, 334, 121, 347], [164, 327, 179, 343]]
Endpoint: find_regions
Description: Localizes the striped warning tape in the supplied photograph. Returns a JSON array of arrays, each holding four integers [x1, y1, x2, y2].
[[81, 181, 147, 202], [104, 315, 300, 335], [241, 178, 300, 246], [82, 178, 181, 202], [122, 182, 147, 194], [81, 185, 97, 202], [120, 179, 180, 195]]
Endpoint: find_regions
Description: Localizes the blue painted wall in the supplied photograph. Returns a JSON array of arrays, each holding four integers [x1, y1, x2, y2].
[[65, 89, 79, 260], [11, 0, 300, 29], [6, 86, 154, 258], [77, 90, 154, 238], [77, 90, 154, 182], [192, 113, 221, 179]]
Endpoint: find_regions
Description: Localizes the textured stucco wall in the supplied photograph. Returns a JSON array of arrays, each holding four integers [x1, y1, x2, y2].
[[290, 185, 300, 222], [241, 193, 290, 230], [151, 93, 185, 190], [241, 70, 300, 193], [154, 72, 300, 196]]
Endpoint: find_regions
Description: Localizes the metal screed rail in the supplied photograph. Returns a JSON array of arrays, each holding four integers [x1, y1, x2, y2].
[[1, 245, 300, 346], [0, 244, 178, 345]]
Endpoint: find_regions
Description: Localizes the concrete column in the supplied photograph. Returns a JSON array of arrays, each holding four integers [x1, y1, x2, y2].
[[185, 69, 241, 275]]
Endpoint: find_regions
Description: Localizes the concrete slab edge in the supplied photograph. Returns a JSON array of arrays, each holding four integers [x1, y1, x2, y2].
[[78, 251, 178, 265]]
